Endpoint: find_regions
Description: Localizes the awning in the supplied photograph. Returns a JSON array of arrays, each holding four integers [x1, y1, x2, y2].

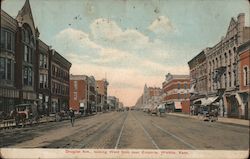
[[174, 102, 182, 109], [193, 96, 220, 106], [189, 84, 197, 94]]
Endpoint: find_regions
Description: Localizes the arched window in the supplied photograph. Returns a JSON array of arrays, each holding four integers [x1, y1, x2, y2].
[[224, 53, 227, 65], [22, 24, 35, 64], [22, 24, 35, 86], [243, 66, 249, 86]]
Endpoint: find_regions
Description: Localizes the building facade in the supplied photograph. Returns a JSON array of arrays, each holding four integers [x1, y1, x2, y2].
[[238, 40, 250, 119], [50, 50, 71, 113], [107, 96, 119, 110], [162, 73, 190, 113], [0, 9, 19, 112], [69, 75, 96, 114], [96, 79, 109, 112], [188, 49, 208, 98], [37, 39, 50, 115], [1, 0, 71, 115], [205, 13, 250, 118]]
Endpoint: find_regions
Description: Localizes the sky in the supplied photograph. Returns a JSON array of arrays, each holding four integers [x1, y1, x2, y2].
[[2, 0, 249, 106]]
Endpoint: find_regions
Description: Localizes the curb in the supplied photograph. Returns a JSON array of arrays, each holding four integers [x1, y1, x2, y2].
[[167, 113, 249, 127]]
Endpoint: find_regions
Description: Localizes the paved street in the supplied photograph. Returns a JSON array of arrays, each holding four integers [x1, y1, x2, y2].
[[1, 111, 249, 150]]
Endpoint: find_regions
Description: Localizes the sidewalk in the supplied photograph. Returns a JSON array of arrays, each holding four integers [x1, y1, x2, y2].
[[168, 112, 249, 127]]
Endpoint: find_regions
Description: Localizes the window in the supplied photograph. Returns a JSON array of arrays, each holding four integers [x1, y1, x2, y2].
[[39, 54, 43, 67], [22, 25, 35, 64], [44, 54, 47, 68], [28, 67, 32, 85], [178, 93, 180, 99], [74, 81, 78, 90], [229, 72, 231, 87], [243, 67, 249, 86], [39, 53, 48, 68], [23, 67, 32, 86], [44, 74, 48, 88], [74, 92, 77, 100], [224, 73, 227, 88], [23, 67, 28, 85], [0, 58, 6, 79], [1, 29, 15, 52], [24, 45, 28, 62], [0, 29, 6, 48], [184, 83, 187, 89], [7, 59, 11, 80], [177, 83, 180, 89], [39, 74, 43, 88]]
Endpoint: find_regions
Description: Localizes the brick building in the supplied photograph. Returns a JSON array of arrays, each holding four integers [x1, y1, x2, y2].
[[238, 40, 250, 119], [96, 79, 109, 112], [50, 50, 71, 113], [69, 75, 96, 114], [1, 0, 71, 115], [162, 73, 190, 113]]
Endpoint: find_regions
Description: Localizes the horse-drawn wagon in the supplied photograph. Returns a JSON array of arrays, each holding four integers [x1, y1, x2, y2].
[[11, 103, 40, 127]]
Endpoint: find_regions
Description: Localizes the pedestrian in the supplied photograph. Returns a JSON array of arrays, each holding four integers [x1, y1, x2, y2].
[[69, 109, 75, 127]]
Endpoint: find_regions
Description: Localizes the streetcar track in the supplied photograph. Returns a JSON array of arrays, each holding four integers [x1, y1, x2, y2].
[[150, 121, 197, 149], [133, 112, 197, 150], [114, 111, 128, 149], [75, 112, 128, 148], [132, 112, 160, 149]]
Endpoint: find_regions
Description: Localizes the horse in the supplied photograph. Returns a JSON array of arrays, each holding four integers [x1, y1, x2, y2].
[[10, 110, 27, 127]]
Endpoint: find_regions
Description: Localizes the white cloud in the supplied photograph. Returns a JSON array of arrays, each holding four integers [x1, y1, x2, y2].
[[148, 16, 174, 34], [53, 22, 188, 106]]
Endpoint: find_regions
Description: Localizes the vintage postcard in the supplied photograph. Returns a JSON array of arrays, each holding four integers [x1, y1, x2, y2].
[[0, 0, 249, 158]]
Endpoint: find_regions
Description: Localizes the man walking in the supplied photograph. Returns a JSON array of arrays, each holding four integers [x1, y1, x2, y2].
[[69, 109, 75, 127]]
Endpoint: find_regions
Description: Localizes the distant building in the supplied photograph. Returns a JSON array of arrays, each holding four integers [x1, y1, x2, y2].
[[162, 73, 190, 113], [107, 96, 119, 110], [135, 94, 143, 109], [96, 79, 109, 112], [69, 75, 96, 114]]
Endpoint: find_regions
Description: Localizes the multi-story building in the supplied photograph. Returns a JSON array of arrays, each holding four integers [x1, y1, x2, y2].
[[37, 39, 50, 115], [134, 94, 143, 109], [205, 13, 250, 118], [1, 0, 39, 112], [107, 96, 119, 110], [50, 50, 71, 113], [1, 0, 71, 115], [143, 84, 162, 106], [238, 40, 250, 119], [0, 9, 19, 112], [88, 76, 97, 113], [188, 49, 208, 100], [96, 79, 109, 112], [69, 75, 96, 114], [162, 73, 190, 113]]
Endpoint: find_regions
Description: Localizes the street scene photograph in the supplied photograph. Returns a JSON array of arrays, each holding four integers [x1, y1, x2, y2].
[[0, 0, 249, 158]]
